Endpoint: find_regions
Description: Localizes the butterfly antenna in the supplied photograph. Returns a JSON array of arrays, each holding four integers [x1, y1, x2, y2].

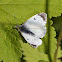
[[7, 19, 13, 28], [13, 14, 18, 25]]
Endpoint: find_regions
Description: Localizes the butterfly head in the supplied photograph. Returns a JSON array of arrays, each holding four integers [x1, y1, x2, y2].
[[14, 25, 20, 31]]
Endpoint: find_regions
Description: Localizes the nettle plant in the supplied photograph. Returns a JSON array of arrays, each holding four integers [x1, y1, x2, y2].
[[0, 0, 62, 62]]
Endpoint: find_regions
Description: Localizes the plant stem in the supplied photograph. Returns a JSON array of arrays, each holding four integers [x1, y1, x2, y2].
[[54, 30, 62, 62]]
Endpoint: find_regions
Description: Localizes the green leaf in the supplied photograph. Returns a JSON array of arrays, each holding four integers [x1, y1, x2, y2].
[[57, 46, 62, 62], [1, 0, 62, 62], [51, 16, 62, 62], [0, 10, 22, 62], [39, 60, 48, 62], [22, 43, 48, 62]]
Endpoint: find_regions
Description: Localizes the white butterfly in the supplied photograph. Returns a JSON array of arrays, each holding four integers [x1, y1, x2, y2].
[[15, 13, 47, 48]]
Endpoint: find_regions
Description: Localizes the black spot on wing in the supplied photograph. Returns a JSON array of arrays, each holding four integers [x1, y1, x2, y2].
[[19, 25, 35, 36], [39, 38, 41, 39], [34, 18, 36, 20]]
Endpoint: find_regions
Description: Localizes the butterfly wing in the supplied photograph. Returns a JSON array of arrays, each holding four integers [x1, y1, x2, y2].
[[21, 13, 47, 38], [20, 32, 42, 48], [19, 13, 47, 48]]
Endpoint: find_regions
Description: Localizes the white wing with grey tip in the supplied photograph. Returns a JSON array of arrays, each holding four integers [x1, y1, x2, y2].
[[19, 13, 47, 48]]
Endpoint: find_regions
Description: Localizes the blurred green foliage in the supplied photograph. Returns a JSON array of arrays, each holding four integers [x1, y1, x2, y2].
[[51, 15, 62, 38], [51, 14, 62, 62]]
